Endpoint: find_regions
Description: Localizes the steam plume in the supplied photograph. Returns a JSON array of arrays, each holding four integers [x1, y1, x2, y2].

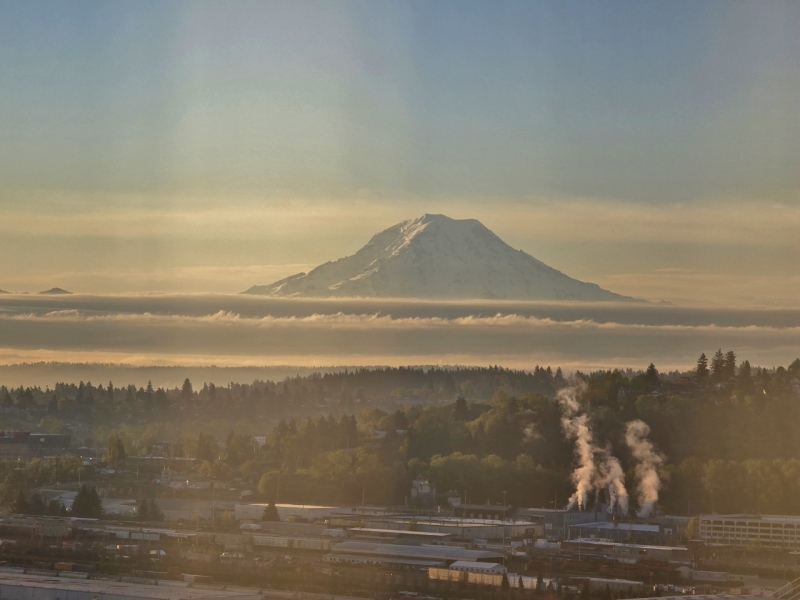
[[600, 451, 629, 515], [625, 420, 664, 517], [559, 385, 629, 514]]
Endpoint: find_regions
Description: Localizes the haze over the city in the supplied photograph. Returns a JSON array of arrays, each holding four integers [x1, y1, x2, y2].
[[1, 1, 799, 378]]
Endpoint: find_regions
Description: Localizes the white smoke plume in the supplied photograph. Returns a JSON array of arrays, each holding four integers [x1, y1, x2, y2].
[[523, 421, 543, 443], [599, 451, 629, 516], [625, 419, 664, 517], [559, 386, 592, 510], [560, 385, 629, 514]]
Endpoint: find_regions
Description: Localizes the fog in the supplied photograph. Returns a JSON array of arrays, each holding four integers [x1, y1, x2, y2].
[[0, 294, 797, 387]]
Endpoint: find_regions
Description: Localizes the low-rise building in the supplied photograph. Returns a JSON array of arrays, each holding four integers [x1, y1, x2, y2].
[[514, 507, 607, 541], [698, 514, 800, 549], [449, 560, 506, 574]]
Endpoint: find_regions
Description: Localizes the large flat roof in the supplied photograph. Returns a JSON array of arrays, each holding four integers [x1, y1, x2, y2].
[[332, 541, 502, 562], [0, 572, 261, 600], [700, 514, 800, 524], [349, 527, 452, 538], [573, 522, 660, 533]]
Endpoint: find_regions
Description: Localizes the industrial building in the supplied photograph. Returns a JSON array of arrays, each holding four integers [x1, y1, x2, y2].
[[569, 521, 669, 545], [558, 539, 691, 564], [514, 507, 607, 540], [235, 502, 351, 522], [329, 513, 543, 542], [698, 514, 800, 549], [324, 540, 503, 568], [454, 503, 512, 520], [0, 431, 71, 459], [449, 560, 507, 574]]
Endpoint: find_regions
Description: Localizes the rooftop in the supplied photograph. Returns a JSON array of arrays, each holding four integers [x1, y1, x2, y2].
[[331, 541, 502, 562], [700, 514, 800, 524], [573, 522, 661, 533], [348, 527, 452, 538], [0, 572, 261, 600]]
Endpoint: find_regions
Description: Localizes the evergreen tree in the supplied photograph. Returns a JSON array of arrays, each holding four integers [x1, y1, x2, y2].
[[181, 378, 194, 399], [711, 349, 726, 382], [12, 489, 29, 514], [138, 497, 150, 521], [107, 434, 127, 469], [46, 498, 67, 516], [695, 353, 709, 381], [262, 501, 280, 522], [195, 432, 219, 462], [72, 485, 103, 518], [0, 387, 12, 408], [29, 493, 47, 515], [148, 499, 164, 521], [645, 363, 659, 386], [553, 367, 567, 389], [501, 572, 510, 593], [724, 350, 737, 380]]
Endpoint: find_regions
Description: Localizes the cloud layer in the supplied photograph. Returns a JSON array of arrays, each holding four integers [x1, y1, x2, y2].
[[0, 295, 798, 385]]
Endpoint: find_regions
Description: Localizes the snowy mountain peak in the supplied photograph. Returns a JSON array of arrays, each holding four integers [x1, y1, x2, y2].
[[243, 215, 636, 301]]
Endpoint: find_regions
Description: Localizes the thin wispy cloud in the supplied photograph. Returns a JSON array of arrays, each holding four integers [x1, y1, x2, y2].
[[0, 296, 797, 377]]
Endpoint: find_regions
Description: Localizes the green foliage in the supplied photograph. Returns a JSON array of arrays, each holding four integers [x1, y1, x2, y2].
[[38, 416, 71, 435], [3, 354, 800, 516], [137, 498, 163, 521], [194, 432, 220, 462], [46, 498, 68, 516], [11, 489, 29, 514], [72, 485, 103, 518], [106, 433, 127, 469], [696, 353, 709, 380], [262, 501, 280, 522]]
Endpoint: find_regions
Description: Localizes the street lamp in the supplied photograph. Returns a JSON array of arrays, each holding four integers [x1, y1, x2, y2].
[[502, 490, 507, 563]]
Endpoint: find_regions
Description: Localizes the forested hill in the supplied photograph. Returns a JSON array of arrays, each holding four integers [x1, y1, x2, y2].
[[2, 354, 800, 516]]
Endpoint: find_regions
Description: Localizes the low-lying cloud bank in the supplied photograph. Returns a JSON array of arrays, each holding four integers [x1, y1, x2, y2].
[[0, 296, 798, 384]]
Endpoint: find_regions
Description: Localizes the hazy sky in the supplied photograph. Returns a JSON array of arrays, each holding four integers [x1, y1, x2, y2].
[[1, 1, 799, 305]]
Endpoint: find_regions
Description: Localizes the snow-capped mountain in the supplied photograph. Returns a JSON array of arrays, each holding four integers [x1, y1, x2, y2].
[[243, 214, 636, 301]]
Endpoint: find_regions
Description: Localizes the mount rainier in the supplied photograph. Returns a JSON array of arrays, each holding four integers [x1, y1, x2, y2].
[[243, 214, 636, 301]]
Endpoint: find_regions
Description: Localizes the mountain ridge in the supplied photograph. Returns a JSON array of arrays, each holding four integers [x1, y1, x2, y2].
[[244, 214, 638, 302]]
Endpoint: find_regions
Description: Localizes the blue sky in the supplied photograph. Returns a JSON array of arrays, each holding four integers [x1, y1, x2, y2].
[[1, 1, 799, 301]]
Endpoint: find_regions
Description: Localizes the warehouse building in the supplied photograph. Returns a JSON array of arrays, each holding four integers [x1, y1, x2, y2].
[[235, 502, 350, 522], [515, 507, 607, 541], [331, 513, 542, 542], [559, 539, 691, 564], [698, 514, 800, 549], [325, 540, 503, 568]]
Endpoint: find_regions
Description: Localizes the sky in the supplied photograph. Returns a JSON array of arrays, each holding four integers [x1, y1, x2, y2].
[[1, 0, 799, 306]]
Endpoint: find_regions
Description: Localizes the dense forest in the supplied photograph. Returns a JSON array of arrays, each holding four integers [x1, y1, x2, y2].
[[2, 351, 800, 517]]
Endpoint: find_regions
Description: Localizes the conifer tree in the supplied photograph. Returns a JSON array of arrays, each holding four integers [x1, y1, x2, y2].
[[696, 353, 709, 381], [262, 501, 280, 522], [12, 489, 29, 514]]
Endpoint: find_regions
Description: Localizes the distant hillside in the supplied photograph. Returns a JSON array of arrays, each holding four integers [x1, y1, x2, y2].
[[38, 287, 72, 295]]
